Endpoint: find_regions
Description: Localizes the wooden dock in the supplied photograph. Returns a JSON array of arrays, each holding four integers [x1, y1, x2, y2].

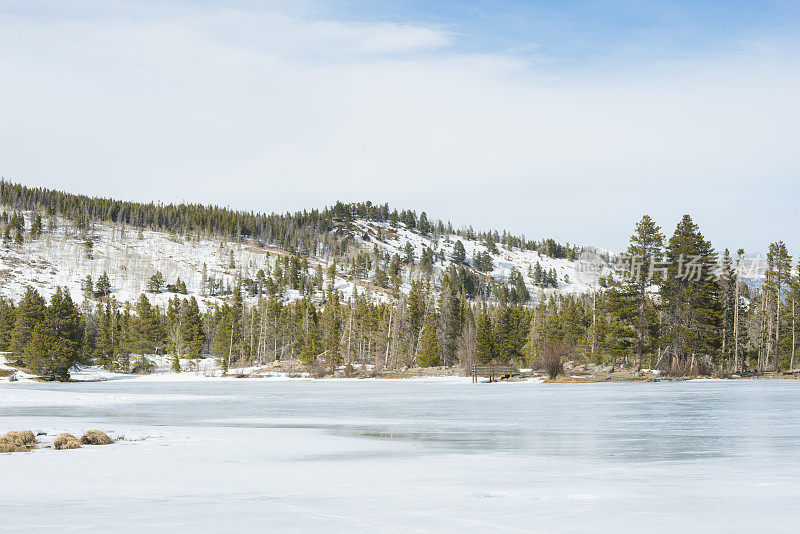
[[471, 363, 520, 383]]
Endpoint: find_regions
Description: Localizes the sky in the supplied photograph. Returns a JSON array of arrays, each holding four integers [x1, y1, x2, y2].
[[1, 0, 799, 253]]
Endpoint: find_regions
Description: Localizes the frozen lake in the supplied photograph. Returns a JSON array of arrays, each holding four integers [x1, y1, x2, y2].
[[2, 379, 800, 532]]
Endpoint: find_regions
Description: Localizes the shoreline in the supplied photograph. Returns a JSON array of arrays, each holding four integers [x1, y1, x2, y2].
[[4, 353, 799, 385]]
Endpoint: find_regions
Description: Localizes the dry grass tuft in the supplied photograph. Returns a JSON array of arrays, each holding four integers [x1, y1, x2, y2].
[[80, 430, 113, 445], [54, 433, 82, 450], [0, 430, 37, 453]]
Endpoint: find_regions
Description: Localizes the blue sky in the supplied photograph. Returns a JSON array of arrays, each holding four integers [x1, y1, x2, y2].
[[1, 0, 799, 252], [334, 0, 800, 55]]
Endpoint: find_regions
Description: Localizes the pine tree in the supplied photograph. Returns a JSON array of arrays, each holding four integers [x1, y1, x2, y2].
[[180, 297, 205, 358], [418, 212, 431, 234], [131, 294, 164, 355], [322, 297, 341, 370], [508, 269, 530, 304], [232, 284, 244, 359], [494, 305, 529, 365], [82, 275, 94, 298], [437, 275, 463, 366], [597, 279, 636, 369], [373, 267, 389, 288], [625, 215, 664, 370], [288, 255, 300, 289], [299, 316, 321, 368], [452, 240, 466, 264], [766, 241, 792, 371], [0, 299, 16, 351], [718, 249, 736, 370], [30, 213, 43, 238], [661, 215, 721, 371], [117, 304, 133, 372], [403, 242, 415, 264], [407, 280, 426, 350], [10, 286, 47, 357], [420, 247, 434, 274], [25, 287, 82, 381], [147, 271, 165, 293], [475, 312, 495, 364], [211, 306, 234, 373], [96, 271, 111, 297], [94, 299, 115, 368], [416, 314, 440, 367], [533, 261, 544, 286]]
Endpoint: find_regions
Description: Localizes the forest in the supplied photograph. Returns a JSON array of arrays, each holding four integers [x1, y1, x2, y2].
[[0, 181, 796, 380]]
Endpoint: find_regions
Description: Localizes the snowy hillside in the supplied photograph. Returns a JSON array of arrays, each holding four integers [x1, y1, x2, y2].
[[0, 212, 360, 309], [351, 219, 614, 297], [0, 210, 613, 309]]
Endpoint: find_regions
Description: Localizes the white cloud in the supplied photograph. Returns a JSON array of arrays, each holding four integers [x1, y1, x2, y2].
[[0, 4, 798, 252]]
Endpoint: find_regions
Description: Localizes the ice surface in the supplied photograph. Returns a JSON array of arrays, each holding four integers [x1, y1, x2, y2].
[[2, 380, 800, 533]]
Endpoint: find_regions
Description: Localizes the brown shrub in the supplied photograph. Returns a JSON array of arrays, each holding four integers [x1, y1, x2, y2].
[[309, 361, 328, 379], [54, 433, 82, 450], [0, 430, 37, 452], [343, 363, 356, 378], [80, 430, 113, 445], [541, 342, 569, 379]]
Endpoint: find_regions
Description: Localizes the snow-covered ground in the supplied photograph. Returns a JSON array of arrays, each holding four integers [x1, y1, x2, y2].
[[1, 353, 487, 384], [0, 210, 616, 314], [2, 379, 800, 533], [0, 211, 366, 309], [353, 219, 614, 298]]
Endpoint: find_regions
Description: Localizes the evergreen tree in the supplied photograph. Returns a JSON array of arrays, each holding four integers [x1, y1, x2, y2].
[[625, 215, 664, 370], [403, 242, 415, 264], [288, 255, 301, 289], [533, 261, 544, 286], [10, 286, 47, 357], [418, 212, 431, 234], [299, 315, 321, 368], [766, 241, 792, 371], [407, 280, 426, 349], [180, 297, 205, 358], [475, 312, 495, 364], [416, 314, 440, 367], [452, 240, 466, 264], [597, 278, 636, 368], [420, 247, 434, 274], [0, 299, 16, 351], [147, 271, 165, 293], [96, 271, 111, 297], [25, 287, 82, 380], [82, 275, 94, 298], [30, 213, 43, 238], [508, 269, 530, 304], [373, 267, 389, 288], [494, 305, 529, 365], [661, 215, 721, 371], [94, 299, 115, 368], [322, 297, 342, 370], [211, 306, 234, 373], [438, 275, 463, 366], [232, 284, 244, 359], [131, 294, 164, 355]]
